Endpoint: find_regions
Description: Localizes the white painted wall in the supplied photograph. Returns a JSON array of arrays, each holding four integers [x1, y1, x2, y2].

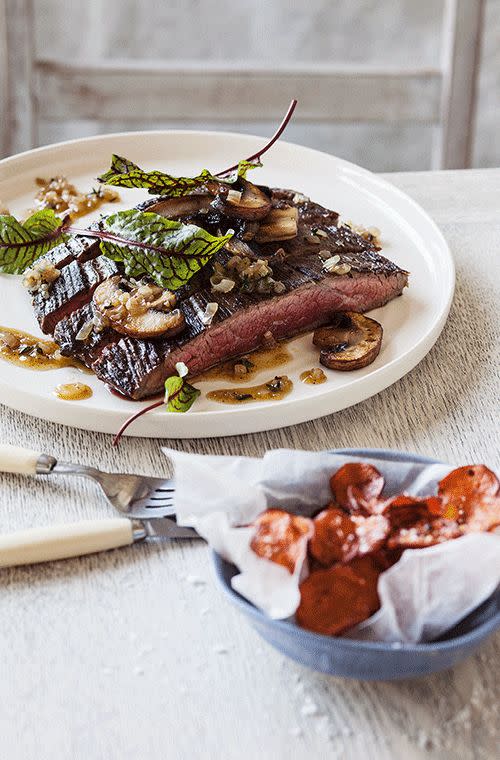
[[32, 0, 499, 171]]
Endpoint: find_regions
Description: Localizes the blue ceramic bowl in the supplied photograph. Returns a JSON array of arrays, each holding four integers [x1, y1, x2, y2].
[[212, 449, 500, 680]]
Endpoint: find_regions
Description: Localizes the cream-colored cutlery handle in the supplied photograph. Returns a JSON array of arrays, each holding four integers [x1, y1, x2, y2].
[[0, 444, 43, 475], [0, 518, 137, 568]]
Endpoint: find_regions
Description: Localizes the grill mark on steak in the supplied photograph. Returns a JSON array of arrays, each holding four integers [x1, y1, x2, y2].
[[33, 256, 119, 334], [41, 221, 103, 270], [53, 303, 117, 364]]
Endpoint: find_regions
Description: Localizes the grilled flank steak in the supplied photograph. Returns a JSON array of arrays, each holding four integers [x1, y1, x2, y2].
[[30, 188, 408, 399]]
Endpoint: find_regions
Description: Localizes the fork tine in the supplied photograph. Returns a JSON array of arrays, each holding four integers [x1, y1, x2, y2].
[[128, 504, 176, 518], [128, 486, 176, 518]]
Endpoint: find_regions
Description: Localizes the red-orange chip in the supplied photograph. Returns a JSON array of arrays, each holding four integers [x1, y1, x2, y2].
[[461, 496, 500, 533], [426, 495, 446, 516], [387, 517, 461, 550], [250, 509, 314, 573], [438, 465, 500, 522], [330, 463, 385, 514], [351, 513, 390, 555], [309, 507, 358, 566], [382, 495, 431, 530], [347, 555, 382, 615], [296, 564, 376, 636]]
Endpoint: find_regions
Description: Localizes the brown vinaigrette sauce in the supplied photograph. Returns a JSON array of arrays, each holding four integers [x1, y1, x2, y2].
[[300, 367, 327, 385], [195, 343, 292, 383], [54, 382, 93, 401], [0, 326, 88, 372], [207, 375, 293, 404]]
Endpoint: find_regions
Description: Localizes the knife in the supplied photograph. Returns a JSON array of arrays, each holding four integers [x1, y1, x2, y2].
[[0, 516, 200, 569]]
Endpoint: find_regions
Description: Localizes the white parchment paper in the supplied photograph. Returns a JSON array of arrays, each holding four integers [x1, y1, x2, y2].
[[164, 448, 500, 643]]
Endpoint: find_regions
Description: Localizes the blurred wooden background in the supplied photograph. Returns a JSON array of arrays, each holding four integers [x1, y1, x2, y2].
[[2, 0, 498, 171]]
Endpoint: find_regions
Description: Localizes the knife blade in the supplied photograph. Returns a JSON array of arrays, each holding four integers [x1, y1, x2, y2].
[[137, 517, 200, 541]]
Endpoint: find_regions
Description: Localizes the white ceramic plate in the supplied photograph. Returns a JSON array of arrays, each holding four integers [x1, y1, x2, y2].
[[0, 131, 454, 438]]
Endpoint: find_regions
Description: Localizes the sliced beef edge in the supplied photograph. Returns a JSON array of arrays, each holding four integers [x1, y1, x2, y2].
[[92, 269, 407, 400], [32, 256, 119, 334]]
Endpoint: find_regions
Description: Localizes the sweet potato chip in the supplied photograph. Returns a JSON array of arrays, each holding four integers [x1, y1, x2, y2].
[[296, 563, 375, 636], [348, 555, 382, 614], [438, 465, 500, 522], [425, 496, 446, 516], [382, 495, 431, 530], [387, 517, 461, 550], [352, 513, 390, 555], [250, 509, 314, 573], [330, 463, 385, 514], [309, 507, 358, 566]]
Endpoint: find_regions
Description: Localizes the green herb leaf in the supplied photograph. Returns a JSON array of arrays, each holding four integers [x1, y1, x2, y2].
[[0, 210, 67, 274], [97, 154, 217, 196], [97, 154, 262, 196], [219, 158, 262, 182], [99, 209, 232, 290], [164, 374, 200, 413]]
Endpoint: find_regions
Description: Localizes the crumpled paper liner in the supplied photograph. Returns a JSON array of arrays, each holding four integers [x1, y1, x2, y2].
[[165, 448, 500, 643]]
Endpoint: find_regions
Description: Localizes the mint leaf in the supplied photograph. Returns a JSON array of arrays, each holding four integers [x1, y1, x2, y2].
[[0, 210, 67, 274], [99, 209, 233, 290], [97, 154, 262, 196], [164, 374, 200, 413]]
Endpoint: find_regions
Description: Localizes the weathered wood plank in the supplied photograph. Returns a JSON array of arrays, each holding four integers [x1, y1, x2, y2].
[[2, 0, 35, 156], [35, 60, 442, 124], [0, 1, 8, 156], [434, 0, 485, 169]]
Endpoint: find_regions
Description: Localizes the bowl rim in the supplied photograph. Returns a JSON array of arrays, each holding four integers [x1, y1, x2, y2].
[[212, 447, 500, 653]]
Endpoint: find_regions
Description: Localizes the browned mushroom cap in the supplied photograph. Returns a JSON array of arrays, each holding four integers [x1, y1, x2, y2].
[[254, 206, 299, 243], [93, 276, 185, 340], [146, 194, 212, 219], [313, 312, 383, 371], [212, 179, 272, 221]]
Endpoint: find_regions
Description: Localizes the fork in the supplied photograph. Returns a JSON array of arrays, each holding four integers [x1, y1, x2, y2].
[[0, 444, 197, 568]]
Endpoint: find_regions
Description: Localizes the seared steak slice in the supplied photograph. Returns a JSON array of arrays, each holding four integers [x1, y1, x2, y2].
[[270, 188, 340, 228], [266, 222, 379, 259], [42, 233, 100, 271], [33, 256, 119, 333], [53, 303, 117, 364], [92, 256, 407, 399], [41, 220, 105, 271]]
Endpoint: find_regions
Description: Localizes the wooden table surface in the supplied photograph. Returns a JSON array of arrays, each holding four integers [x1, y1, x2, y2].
[[1, 169, 499, 760]]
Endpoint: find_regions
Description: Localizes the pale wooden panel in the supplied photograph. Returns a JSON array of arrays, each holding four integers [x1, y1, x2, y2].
[[434, 0, 485, 169], [0, 0, 8, 156], [2, 0, 35, 156], [35, 59, 442, 124]]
